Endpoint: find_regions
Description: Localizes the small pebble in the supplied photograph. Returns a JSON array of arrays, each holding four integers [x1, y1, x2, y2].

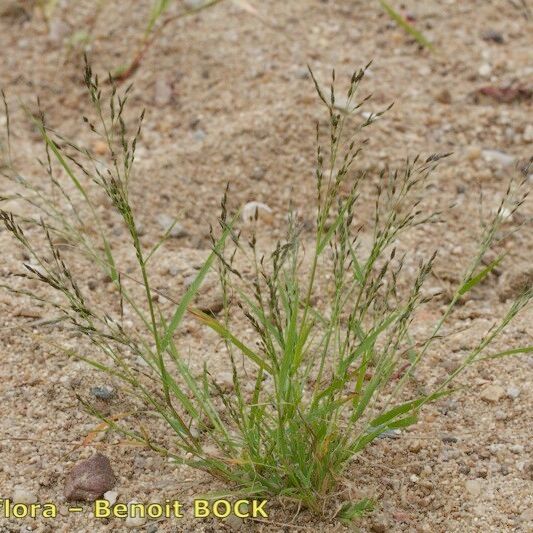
[[481, 30, 504, 44], [370, 518, 389, 532], [480, 384, 505, 402], [216, 371, 234, 392], [242, 201, 273, 224], [225, 514, 246, 531], [168, 265, 181, 277], [183, 273, 199, 288], [92, 140, 108, 156], [442, 435, 458, 444], [465, 478, 483, 498], [13, 487, 37, 504], [499, 268, 533, 301], [506, 386, 520, 399], [333, 96, 356, 113], [523, 124, 533, 143], [103, 490, 118, 506], [295, 67, 310, 79], [482, 149, 515, 167], [154, 76, 172, 106], [466, 146, 481, 161], [184, 0, 205, 8], [251, 166, 266, 180], [193, 129, 206, 142], [510, 444, 524, 454], [136, 222, 146, 237], [378, 429, 401, 440], [498, 206, 513, 222], [423, 286, 443, 298], [90, 386, 116, 400], [478, 63, 492, 77], [459, 465, 471, 475], [156, 214, 187, 238], [495, 410, 507, 421], [473, 504, 487, 517], [435, 89, 452, 104], [125, 500, 147, 528], [409, 439, 424, 452]]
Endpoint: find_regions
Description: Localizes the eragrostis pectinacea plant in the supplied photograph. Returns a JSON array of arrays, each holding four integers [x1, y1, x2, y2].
[[0, 62, 531, 517]]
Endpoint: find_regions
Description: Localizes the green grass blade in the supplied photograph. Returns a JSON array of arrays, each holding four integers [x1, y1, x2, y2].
[[351, 427, 386, 453], [190, 309, 273, 374], [477, 345, 533, 361], [317, 200, 352, 255], [370, 390, 452, 427], [458, 254, 505, 295], [385, 414, 418, 429], [160, 222, 233, 352], [379, 0, 434, 50], [338, 498, 375, 522]]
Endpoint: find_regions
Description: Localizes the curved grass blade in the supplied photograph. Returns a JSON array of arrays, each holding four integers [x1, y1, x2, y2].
[[379, 0, 434, 51]]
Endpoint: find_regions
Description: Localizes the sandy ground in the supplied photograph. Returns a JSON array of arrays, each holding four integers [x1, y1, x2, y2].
[[0, 0, 532, 531]]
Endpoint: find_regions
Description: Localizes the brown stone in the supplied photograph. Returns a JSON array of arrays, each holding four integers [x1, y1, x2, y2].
[[92, 140, 108, 156], [64, 453, 116, 501]]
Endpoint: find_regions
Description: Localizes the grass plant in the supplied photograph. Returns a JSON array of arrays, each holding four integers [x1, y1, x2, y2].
[[1, 62, 531, 517]]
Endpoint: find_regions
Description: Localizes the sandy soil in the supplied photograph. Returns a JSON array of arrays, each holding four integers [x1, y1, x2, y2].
[[0, 1, 532, 532]]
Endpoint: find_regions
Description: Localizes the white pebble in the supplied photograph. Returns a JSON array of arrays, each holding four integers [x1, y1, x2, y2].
[[478, 63, 492, 77], [465, 479, 483, 498], [13, 487, 37, 504], [156, 214, 187, 238], [523, 124, 533, 143], [482, 149, 515, 167], [125, 500, 147, 528], [154, 76, 172, 106], [333, 96, 356, 113], [242, 202, 273, 224], [506, 386, 520, 399], [183, 273, 200, 289], [510, 444, 524, 454], [217, 371, 234, 391], [498, 206, 513, 222], [103, 490, 118, 506]]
